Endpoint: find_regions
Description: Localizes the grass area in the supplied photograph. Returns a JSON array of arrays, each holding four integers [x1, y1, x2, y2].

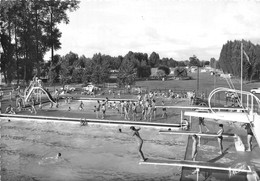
[[136, 72, 254, 94]]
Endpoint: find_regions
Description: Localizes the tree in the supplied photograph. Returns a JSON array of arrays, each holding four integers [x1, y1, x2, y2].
[[148, 52, 160, 67], [117, 58, 136, 86], [218, 40, 260, 80], [210, 58, 217, 68], [0, 0, 79, 84], [158, 65, 170, 75], [59, 52, 78, 87], [189, 55, 200, 67], [88, 53, 110, 84], [156, 69, 166, 79]]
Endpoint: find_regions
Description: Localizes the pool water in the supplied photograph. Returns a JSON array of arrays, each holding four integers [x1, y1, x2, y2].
[[1, 119, 187, 181]]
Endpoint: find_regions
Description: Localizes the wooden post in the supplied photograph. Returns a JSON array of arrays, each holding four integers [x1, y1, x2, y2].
[[196, 67, 199, 94], [181, 110, 183, 129]]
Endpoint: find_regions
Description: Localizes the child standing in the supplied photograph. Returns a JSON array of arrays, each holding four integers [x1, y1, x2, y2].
[[161, 101, 167, 118]]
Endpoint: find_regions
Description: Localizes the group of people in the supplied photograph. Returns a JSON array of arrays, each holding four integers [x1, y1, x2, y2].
[[191, 117, 254, 163], [92, 94, 166, 121], [225, 91, 240, 107]]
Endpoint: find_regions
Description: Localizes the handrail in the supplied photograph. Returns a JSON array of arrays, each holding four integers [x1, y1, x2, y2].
[[208, 87, 260, 114]]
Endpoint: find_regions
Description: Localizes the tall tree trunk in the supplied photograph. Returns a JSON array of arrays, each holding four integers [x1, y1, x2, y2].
[[15, 20, 20, 85], [35, 6, 40, 77]]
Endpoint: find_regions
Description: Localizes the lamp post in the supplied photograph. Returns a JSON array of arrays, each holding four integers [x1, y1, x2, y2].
[[241, 42, 243, 106]]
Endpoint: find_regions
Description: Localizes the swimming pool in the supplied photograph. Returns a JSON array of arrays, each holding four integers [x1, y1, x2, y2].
[[1, 119, 187, 181]]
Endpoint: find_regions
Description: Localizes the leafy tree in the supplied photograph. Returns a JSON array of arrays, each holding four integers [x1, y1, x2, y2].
[[158, 65, 170, 75], [189, 55, 200, 67], [88, 53, 110, 84], [156, 69, 166, 79], [0, 0, 79, 84], [59, 52, 78, 87], [210, 58, 217, 68], [149, 52, 160, 67], [117, 58, 136, 86], [177, 61, 187, 67], [218, 40, 260, 80], [72, 68, 84, 83]]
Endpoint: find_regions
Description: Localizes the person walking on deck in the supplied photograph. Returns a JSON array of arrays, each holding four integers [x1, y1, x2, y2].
[[191, 134, 199, 161], [101, 103, 106, 119], [217, 124, 224, 154], [151, 99, 156, 119], [147, 104, 152, 122], [161, 101, 167, 119], [96, 101, 101, 119], [124, 101, 130, 120], [198, 117, 210, 133], [120, 101, 124, 117], [78, 101, 84, 111], [30, 97, 37, 114], [132, 103, 137, 121], [242, 123, 253, 151]]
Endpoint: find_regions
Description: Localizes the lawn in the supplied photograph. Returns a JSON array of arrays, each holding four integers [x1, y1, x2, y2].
[[136, 72, 253, 94]]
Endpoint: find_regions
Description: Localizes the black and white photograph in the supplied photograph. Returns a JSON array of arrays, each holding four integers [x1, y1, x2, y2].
[[1, 0, 260, 180]]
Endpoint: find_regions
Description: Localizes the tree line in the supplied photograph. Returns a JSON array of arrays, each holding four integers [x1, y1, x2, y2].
[[46, 51, 213, 87], [219, 40, 260, 81], [0, 0, 79, 84]]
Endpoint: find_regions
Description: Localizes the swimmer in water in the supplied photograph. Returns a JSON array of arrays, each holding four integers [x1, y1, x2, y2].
[[39, 153, 62, 165]]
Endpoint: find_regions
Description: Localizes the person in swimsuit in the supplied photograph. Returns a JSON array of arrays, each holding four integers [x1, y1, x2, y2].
[[147, 104, 152, 122], [191, 134, 198, 161], [161, 101, 167, 118], [31, 97, 37, 114], [130, 126, 147, 162], [39, 153, 62, 165], [198, 117, 210, 133], [101, 103, 106, 119], [78, 101, 84, 111], [217, 124, 224, 154], [242, 123, 253, 151], [5, 105, 15, 114], [132, 103, 137, 121], [96, 100, 101, 119], [151, 99, 156, 119]]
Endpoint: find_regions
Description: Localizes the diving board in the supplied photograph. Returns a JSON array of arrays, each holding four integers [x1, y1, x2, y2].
[[155, 105, 246, 111], [159, 130, 236, 138], [139, 159, 252, 173], [184, 111, 250, 123]]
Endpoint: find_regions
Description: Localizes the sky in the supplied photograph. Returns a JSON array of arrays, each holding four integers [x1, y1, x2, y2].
[[46, 0, 260, 61]]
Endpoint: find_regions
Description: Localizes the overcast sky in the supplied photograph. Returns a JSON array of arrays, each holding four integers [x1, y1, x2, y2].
[[48, 0, 260, 61]]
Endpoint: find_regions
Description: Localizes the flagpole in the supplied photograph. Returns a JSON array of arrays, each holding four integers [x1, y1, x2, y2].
[[241, 41, 243, 105]]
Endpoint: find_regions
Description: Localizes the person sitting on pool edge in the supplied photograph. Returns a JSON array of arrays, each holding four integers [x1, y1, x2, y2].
[[5, 105, 16, 114]]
